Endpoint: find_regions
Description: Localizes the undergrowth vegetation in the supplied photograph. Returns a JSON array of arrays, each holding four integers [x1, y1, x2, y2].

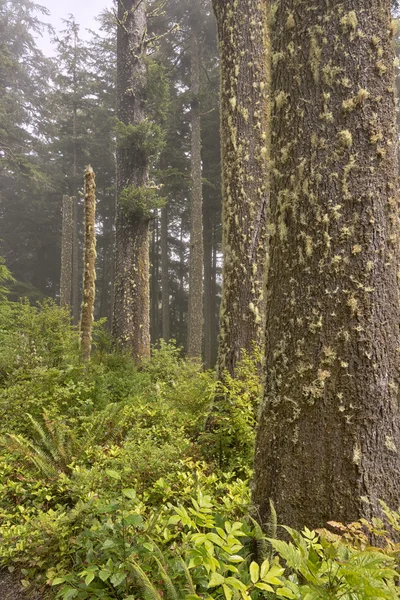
[[0, 286, 399, 599]]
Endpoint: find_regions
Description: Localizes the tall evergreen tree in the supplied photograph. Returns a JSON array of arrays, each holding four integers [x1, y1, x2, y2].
[[112, 0, 161, 361], [254, 0, 400, 529]]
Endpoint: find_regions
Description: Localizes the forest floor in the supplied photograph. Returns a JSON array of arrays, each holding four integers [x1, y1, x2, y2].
[[0, 571, 42, 600]]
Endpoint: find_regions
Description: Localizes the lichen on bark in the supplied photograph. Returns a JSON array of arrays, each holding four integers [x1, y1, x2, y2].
[[80, 165, 96, 362], [253, 0, 400, 531], [60, 195, 73, 309], [212, 0, 269, 380], [112, 0, 151, 362]]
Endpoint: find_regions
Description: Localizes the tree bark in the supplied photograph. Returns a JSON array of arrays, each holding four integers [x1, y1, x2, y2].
[[161, 205, 170, 341], [99, 213, 113, 324], [212, 0, 269, 380], [112, 0, 151, 362], [80, 166, 96, 362], [60, 195, 73, 309], [203, 198, 212, 369], [72, 196, 80, 325], [187, 33, 204, 360], [150, 217, 160, 343], [253, 0, 400, 530]]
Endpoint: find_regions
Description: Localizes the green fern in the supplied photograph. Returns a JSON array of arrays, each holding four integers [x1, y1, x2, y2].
[[129, 560, 163, 600], [152, 555, 180, 600]]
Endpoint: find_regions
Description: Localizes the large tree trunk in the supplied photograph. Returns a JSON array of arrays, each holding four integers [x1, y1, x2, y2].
[[60, 195, 73, 309], [253, 0, 400, 531], [187, 33, 204, 360], [80, 166, 96, 362], [112, 0, 151, 362], [213, 0, 269, 380], [161, 205, 170, 341]]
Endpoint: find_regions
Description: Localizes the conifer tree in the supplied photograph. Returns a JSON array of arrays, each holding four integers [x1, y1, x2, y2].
[[112, 0, 152, 361], [187, 30, 204, 359], [254, 0, 400, 529]]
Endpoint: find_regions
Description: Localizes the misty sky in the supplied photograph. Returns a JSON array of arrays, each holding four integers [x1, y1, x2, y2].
[[36, 0, 112, 54]]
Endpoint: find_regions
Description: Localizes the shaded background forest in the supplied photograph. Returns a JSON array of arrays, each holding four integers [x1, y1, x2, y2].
[[0, 0, 220, 363]]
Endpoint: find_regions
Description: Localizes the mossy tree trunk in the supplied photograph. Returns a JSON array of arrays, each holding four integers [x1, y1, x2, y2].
[[60, 194, 73, 309], [187, 33, 204, 359], [212, 0, 269, 380], [150, 218, 160, 343], [72, 196, 80, 325], [203, 199, 213, 369], [161, 205, 170, 341], [112, 0, 151, 362], [253, 0, 400, 530], [80, 166, 96, 362]]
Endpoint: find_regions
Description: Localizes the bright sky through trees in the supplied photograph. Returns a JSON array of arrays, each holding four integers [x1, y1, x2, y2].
[[35, 0, 111, 54]]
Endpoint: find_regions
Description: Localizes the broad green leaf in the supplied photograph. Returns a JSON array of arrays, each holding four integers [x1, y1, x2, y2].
[[110, 571, 126, 586], [51, 577, 66, 586], [208, 572, 225, 587], [224, 577, 247, 591], [249, 561, 259, 584], [255, 582, 274, 592], [61, 589, 78, 600], [143, 542, 153, 552], [222, 584, 232, 600], [276, 588, 296, 599], [122, 488, 136, 499], [263, 564, 285, 585], [260, 559, 270, 579], [124, 514, 142, 526], [228, 555, 244, 563], [105, 469, 121, 480], [84, 573, 95, 586], [99, 570, 111, 582]]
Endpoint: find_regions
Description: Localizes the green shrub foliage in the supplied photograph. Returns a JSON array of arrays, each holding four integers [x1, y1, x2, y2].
[[0, 277, 399, 599]]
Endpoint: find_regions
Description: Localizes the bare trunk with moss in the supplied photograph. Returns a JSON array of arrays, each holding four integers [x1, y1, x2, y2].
[[253, 0, 400, 530], [187, 33, 203, 359], [112, 0, 151, 362], [72, 197, 80, 324], [212, 0, 269, 380], [80, 166, 96, 362], [161, 205, 170, 341], [60, 195, 73, 309]]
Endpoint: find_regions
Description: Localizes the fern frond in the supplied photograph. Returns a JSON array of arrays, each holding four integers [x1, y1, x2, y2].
[[152, 555, 179, 600], [129, 560, 163, 600], [268, 499, 278, 540], [178, 555, 196, 596]]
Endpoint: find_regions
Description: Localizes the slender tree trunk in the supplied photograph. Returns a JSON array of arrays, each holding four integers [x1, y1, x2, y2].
[[253, 0, 400, 530], [187, 33, 203, 359], [80, 166, 96, 362], [161, 205, 170, 341], [150, 217, 160, 343], [72, 196, 80, 324], [211, 220, 218, 368], [112, 0, 151, 362], [212, 0, 269, 380], [203, 199, 212, 369], [100, 213, 113, 323], [60, 195, 73, 308]]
